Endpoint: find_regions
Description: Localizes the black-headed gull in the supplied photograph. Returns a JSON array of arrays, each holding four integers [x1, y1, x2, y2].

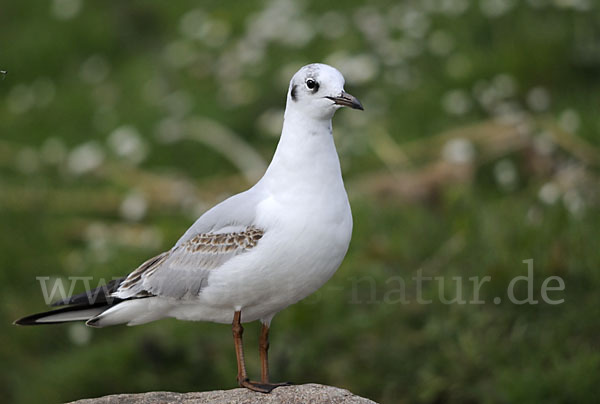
[[15, 63, 363, 393]]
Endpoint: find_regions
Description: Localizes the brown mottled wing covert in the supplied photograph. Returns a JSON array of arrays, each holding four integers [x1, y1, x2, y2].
[[183, 226, 263, 253], [115, 226, 264, 299]]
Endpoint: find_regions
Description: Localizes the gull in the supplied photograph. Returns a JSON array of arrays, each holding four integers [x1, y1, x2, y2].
[[14, 63, 363, 393]]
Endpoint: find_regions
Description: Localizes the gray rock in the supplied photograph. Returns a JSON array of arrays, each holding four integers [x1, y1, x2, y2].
[[66, 384, 377, 404]]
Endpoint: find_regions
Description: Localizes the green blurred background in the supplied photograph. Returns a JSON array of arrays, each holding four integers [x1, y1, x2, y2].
[[2, 0, 600, 403]]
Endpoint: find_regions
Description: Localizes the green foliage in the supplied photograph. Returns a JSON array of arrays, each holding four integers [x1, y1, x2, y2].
[[1, 1, 599, 403]]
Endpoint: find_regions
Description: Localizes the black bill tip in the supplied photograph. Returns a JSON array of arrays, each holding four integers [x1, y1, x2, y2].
[[326, 91, 364, 111]]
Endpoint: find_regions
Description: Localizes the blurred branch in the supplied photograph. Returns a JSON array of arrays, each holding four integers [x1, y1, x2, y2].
[[539, 118, 600, 167], [0, 158, 244, 215], [369, 125, 413, 172], [185, 117, 267, 184], [398, 120, 529, 164], [357, 116, 599, 202]]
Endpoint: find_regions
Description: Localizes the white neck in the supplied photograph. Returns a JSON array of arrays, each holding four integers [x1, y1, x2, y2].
[[257, 107, 344, 196]]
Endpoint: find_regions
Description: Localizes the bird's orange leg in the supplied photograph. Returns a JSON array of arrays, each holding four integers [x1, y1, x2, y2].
[[259, 322, 270, 383], [231, 311, 290, 393]]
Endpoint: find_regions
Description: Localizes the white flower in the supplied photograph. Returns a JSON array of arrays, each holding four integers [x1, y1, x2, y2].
[[108, 125, 148, 165], [494, 159, 518, 190], [442, 89, 472, 116], [442, 138, 475, 164], [120, 191, 148, 222], [79, 55, 110, 84], [69, 323, 92, 346], [51, 0, 82, 20], [67, 142, 105, 175], [526, 87, 551, 112], [480, 0, 515, 17], [538, 182, 560, 205], [558, 109, 580, 133]]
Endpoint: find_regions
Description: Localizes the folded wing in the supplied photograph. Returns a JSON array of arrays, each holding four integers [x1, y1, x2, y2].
[[114, 226, 264, 300]]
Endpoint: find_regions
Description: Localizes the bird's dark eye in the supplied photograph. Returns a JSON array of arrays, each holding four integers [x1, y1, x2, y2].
[[305, 78, 318, 91]]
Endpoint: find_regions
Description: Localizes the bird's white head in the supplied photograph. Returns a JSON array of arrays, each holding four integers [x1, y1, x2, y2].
[[286, 63, 363, 121]]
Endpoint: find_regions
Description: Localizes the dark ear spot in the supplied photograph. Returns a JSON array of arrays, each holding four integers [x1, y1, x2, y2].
[[291, 85, 298, 101]]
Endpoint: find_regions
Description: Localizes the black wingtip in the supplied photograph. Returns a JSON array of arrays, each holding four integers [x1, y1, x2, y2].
[[49, 276, 126, 307], [13, 312, 64, 326], [13, 317, 48, 326], [13, 313, 45, 326], [13, 303, 110, 326]]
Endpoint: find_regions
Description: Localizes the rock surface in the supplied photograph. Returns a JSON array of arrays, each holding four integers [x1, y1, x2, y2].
[[66, 384, 377, 404]]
